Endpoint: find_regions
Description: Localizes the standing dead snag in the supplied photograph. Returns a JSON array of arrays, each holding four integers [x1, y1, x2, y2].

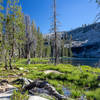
[[53, 0, 59, 65]]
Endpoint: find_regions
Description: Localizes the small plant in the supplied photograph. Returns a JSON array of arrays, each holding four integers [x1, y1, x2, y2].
[[11, 90, 29, 100], [71, 89, 81, 98]]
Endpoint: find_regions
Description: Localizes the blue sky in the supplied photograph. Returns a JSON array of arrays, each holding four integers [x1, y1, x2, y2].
[[4, 0, 99, 33]]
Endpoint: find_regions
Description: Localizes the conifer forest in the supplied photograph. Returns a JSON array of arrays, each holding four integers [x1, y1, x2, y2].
[[0, 0, 100, 100]]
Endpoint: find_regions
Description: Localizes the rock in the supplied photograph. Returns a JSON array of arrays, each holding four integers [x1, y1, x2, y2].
[[23, 79, 67, 100], [0, 84, 17, 100], [44, 70, 63, 74], [12, 78, 68, 99], [24, 70, 29, 73], [0, 80, 8, 86], [28, 96, 48, 100], [19, 67, 24, 70], [12, 78, 33, 86]]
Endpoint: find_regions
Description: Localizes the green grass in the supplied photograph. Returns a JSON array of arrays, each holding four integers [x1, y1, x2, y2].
[[1, 58, 100, 99]]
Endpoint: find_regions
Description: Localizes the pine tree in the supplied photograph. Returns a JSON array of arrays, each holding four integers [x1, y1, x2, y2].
[[61, 39, 64, 57], [5, 0, 23, 69], [96, 0, 100, 5], [16, 6, 26, 58], [0, 0, 4, 57], [61, 36, 68, 57], [36, 27, 44, 58], [31, 21, 37, 57], [69, 35, 73, 57], [44, 37, 51, 58], [64, 48, 68, 57], [24, 15, 31, 64]]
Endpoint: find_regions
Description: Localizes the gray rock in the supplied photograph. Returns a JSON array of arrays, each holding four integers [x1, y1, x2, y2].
[[0, 85, 17, 100], [28, 96, 48, 100]]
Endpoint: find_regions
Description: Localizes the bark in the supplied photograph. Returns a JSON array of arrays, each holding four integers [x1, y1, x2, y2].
[[27, 46, 30, 65], [18, 47, 21, 58], [24, 80, 67, 100], [9, 54, 12, 70], [4, 55, 8, 70], [54, 0, 59, 65], [12, 78, 67, 99]]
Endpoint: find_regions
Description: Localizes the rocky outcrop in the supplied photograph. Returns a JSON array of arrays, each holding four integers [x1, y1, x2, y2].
[[65, 22, 100, 57], [28, 96, 48, 100], [45, 22, 100, 58], [0, 80, 17, 100], [13, 78, 67, 100]]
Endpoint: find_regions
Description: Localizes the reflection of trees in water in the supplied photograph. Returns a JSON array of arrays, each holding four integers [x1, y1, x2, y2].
[[60, 58, 72, 65], [59, 58, 100, 67]]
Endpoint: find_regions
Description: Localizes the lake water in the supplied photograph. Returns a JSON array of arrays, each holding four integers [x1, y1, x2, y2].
[[60, 58, 100, 67]]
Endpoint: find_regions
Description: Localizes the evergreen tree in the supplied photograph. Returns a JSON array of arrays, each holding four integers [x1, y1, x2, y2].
[[24, 15, 31, 64], [31, 21, 37, 57], [5, 0, 23, 69], [61, 36, 68, 57], [69, 35, 73, 57], [16, 6, 26, 58], [0, 0, 4, 56], [61, 39, 64, 57], [44, 37, 51, 58], [36, 27, 44, 58]]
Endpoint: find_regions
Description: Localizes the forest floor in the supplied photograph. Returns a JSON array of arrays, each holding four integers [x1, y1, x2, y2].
[[0, 58, 100, 100]]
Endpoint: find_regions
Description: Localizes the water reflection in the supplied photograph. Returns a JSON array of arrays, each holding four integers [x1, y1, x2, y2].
[[60, 58, 100, 67], [62, 87, 71, 97]]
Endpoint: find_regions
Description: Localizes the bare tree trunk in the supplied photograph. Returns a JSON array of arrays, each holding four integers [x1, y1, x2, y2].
[[54, 0, 59, 65], [27, 43, 30, 64], [4, 55, 8, 70], [18, 48, 21, 58], [27, 51, 30, 64], [18, 45, 21, 58], [34, 51, 36, 58], [9, 54, 12, 70]]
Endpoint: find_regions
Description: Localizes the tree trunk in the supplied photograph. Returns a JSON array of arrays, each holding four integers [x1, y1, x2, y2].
[[9, 54, 12, 70], [4, 55, 8, 70], [22, 79, 67, 100], [18, 47, 21, 58], [27, 46, 30, 64], [54, 0, 59, 65], [27, 54, 30, 64]]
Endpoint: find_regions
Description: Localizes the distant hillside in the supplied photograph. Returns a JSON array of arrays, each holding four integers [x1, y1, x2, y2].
[[45, 22, 100, 58], [66, 22, 100, 58]]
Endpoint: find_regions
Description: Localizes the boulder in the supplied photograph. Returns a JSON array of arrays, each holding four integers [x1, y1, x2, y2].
[[28, 96, 48, 100], [0, 84, 17, 100]]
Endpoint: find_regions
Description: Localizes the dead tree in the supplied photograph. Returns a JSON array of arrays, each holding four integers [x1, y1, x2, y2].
[[50, 0, 59, 65]]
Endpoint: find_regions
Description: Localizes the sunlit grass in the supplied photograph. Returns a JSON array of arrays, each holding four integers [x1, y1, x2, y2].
[[1, 58, 100, 99]]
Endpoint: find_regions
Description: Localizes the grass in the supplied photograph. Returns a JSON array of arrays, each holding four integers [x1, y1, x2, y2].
[[11, 90, 29, 100], [1, 58, 100, 99]]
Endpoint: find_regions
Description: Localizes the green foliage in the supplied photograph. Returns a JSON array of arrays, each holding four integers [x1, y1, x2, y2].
[[36, 27, 44, 57], [71, 89, 81, 98], [11, 90, 29, 100], [1, 58, 100, 99], [85, 88, 100, 100], [15, 58, 49, 65], [0, 0, 4, 54]]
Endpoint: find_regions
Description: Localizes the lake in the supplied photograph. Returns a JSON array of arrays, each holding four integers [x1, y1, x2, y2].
[[60, 58, 100, 67]]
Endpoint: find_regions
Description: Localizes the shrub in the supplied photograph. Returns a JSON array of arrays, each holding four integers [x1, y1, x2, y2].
[[11, 90, 29, 100]]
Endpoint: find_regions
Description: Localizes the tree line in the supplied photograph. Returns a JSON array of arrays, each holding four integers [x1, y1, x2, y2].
[[0, 0, 72, 69]]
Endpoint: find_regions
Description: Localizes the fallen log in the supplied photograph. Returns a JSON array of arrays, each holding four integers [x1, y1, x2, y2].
[[23, 79, 67, 100], [12, 78, 67, 100]]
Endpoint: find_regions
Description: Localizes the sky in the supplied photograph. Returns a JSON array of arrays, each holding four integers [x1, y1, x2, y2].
[[4, 0, 100, 34]]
